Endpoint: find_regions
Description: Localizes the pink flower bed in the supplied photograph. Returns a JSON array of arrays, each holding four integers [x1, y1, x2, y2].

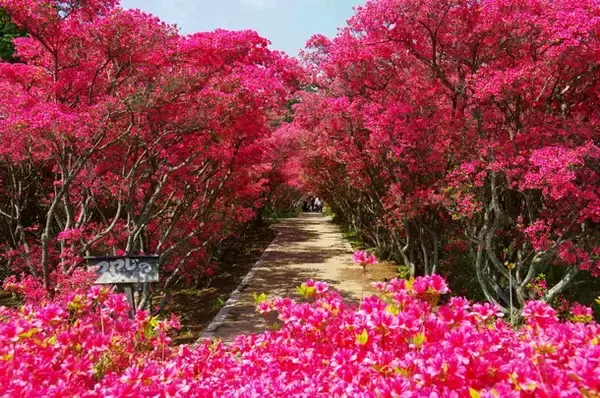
[[1, 276, 599, 396]]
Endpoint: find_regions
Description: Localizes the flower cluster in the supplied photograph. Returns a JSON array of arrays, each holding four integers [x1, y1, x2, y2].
[[351, 250, 378, 267], [2, 275, 599, 396], [0, 286, 179, 396], [526, 274, 549, 300], [3, 268, 96, 303]]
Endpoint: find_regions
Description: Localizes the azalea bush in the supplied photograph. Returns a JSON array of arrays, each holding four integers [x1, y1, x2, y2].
[[0, 0, 301, 301], [291, 0, 600, 311], [2, 268, 96, 304], [2, 275, 599, 396], [0, 285, 180, 396]]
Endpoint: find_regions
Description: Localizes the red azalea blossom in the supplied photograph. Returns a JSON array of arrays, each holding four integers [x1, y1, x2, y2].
[[0, 276, 599, 396]]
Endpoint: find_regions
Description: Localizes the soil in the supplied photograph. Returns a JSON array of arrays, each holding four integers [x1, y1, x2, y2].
[[158, 225, 278, 345], [0, 289, 21, 308], [343, 259, 400, 293]]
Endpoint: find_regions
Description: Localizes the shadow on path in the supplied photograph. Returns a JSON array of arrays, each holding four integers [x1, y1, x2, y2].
[[202, 213, 366, 342]]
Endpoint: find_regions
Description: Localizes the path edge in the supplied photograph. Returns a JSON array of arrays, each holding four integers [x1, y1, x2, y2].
[[326, 215, 354, 253], [197, 229, 279, 342]]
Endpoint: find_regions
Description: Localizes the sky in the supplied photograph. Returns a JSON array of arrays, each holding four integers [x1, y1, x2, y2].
[[119, 0, 364, 57]]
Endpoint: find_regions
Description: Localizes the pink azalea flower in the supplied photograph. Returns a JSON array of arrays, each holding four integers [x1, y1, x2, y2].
[[351, 250, 378, 267]]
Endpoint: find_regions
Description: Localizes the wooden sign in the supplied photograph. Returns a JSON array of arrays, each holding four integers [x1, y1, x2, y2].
[[86, 256, 159, 285]]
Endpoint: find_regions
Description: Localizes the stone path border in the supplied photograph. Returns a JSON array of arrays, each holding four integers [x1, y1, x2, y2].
[[200, 231, 278, 339]]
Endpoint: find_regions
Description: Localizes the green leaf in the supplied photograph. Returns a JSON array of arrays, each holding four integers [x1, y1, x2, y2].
[[469, 388, 481, 398], [253, 292, 268, 305], [296, 283, 316, 298], [18, 328, 38, 339], [149, 316, 159, 328], [296, 284, 307, 297], [411, 333, 425, 347], [392, 366, 408, 376], [355, 329, 368, 345], [143, 324, 154, 338], [143, 317, 160, 339], [386, 304, 400, 316], [269, 322, 280, 331]]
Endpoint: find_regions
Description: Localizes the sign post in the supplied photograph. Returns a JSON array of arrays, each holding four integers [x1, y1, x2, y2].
[[86, 255, 159, 313]]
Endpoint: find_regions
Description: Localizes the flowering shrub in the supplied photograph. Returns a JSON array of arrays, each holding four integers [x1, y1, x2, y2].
[[0, 0, 301, 298], [3, 269, 96, 303], [291, 0, 600, 312], [2, 275, 599, 396], [0, 286, 179, 396]]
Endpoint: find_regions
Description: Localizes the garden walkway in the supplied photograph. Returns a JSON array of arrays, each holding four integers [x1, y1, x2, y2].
[[201, 213, 370, 342]]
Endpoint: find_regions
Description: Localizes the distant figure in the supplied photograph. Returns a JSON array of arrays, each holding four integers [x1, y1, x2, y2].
[[303, 195, 314, 212], [302, 195, 324, 212], [314, 197, 323, 212]]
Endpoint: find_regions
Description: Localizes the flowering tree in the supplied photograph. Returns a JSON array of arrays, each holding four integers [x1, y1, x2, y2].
[[0, 0, 300, 301], [292, 0, 600, 312], [255, 124, 306, 220]]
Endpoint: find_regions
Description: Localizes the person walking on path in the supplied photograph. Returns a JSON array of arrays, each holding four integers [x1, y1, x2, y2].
[[314, 197, 323, 212]]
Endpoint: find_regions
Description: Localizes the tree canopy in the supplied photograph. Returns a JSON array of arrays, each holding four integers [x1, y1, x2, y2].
[[290, 0, 600, 312]]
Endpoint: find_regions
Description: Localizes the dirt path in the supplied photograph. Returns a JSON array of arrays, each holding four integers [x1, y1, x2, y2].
[[202, 213, 395, 342]]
